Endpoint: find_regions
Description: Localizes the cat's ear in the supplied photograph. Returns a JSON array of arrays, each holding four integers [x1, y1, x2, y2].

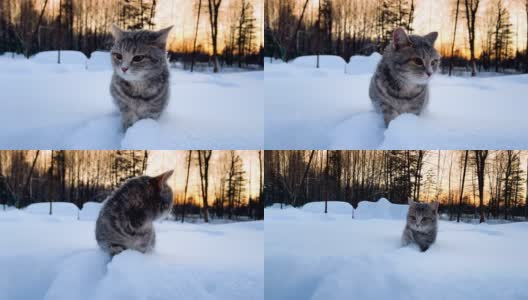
[[408, 197, 415, 206], [424, 31, 438, 45], [392, 27, 411, 50], [430, 201, 439, 213], [152, 26, 174, 49], [152, 170, 174, 189], [111, 24, 124, 40]]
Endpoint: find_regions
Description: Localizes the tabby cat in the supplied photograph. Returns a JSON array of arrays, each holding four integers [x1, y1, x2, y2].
[[401, 198, 439, 252], [369, 27, 440, 126], [95, 170, 174, 256], [110, 24, 173, 130]]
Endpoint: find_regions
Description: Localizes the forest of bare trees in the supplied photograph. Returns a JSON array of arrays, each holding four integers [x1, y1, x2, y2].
[[0, 150, 264, 222], [265, 150, 528, 222], [265, 0, 528, 74], [0, 0, 263, 70]]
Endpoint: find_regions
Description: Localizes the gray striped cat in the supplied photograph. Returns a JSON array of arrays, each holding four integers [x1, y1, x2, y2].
[[110, 24, 173, 130], [95, 170, 174, 256], [369, 27, 440, 126], [402, 198, 439, 252]]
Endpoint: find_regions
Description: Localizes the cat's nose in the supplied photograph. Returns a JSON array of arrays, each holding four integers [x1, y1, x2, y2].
[[121, 67, 129, 73], [426, 71, 432, 77]]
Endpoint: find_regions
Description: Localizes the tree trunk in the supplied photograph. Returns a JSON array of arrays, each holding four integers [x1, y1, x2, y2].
[[182, 150, 192, 223], [457, 151, 469, 222], [191, 0, 202, 72], [449, 0, 460, 76]]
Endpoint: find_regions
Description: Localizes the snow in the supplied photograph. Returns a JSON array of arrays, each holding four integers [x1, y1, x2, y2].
[[79, 202, 104, 220], [25, 202, 80, 219], [265, 54, 528, 149], [0, 208, 263, 300], [291, 55, 347, 70], [301, 201, 353, 215], [0, 51, 263, 149], [265, 199, 528, 300]]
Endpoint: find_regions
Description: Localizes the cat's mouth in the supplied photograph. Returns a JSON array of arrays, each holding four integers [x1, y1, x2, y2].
[[117, 70, 142, 81]]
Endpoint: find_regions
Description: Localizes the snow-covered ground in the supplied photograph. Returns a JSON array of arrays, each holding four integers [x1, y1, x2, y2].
[[0, 203, 263, 300], [265, 54, 528, 149], [0, 51, 263, 149], [265, 199, 528, 300]]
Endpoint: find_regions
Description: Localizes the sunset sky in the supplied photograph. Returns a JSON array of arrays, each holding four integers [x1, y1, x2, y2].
[[298, 0, 528, 57], [146, 150, 261, 205]]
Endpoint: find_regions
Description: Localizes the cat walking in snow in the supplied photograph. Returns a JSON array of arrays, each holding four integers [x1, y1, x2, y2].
[[369, 27, 440, 127], [402, 198, 439, 252], [95, 170, 174, 256], [110, 24, 173, 130]]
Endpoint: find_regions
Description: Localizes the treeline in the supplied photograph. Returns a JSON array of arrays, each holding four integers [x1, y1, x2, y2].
[[265, 0, 528, 75], [264, 150, 528, 223], [0, 150, 147, 210], [171, 150, 264, 222], [0, 150, 264, 222], [0, 0, 263, 71]]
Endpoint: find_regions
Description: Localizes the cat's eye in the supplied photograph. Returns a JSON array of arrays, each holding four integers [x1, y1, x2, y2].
[[410, 216, 416, 221], [133, 55, 145, 62], [412, 58, 423, 66], [112, 53, 122, 60]]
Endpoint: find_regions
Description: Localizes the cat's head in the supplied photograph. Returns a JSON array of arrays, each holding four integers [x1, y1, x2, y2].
[[385, 28, 440, 84], [110, 25, 173, 81], [406, 198, 438, 232], [148, 170, 175, 219]]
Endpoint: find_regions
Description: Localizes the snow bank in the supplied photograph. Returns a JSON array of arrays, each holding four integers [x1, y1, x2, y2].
[[0, 55, 263, 149], [0, 210, 263, 300], [265, 204, 528, 300], [32, 50, 87, 65], [87, 51, 111, 71], [354, 198, 408, 220], [301, 201, 353, 215], [291, 55, 346, 70], [25, 202, 79, 218], [345, 53, 381, 75], [265, 54, 528, 149], [79, 202, 103, 220]]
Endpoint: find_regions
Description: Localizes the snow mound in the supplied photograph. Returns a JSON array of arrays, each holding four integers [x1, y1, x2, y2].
[[25, 202, 79, 218], [302, 201, 353, 215], [345, 53, 381, 75], [32, 51, 87, 65], [79, 202, 103, 221], [354, 198, 408, 220], [291, 55, 346, 70], [0, 211, 263, 300], [87, 51, 111, 70]]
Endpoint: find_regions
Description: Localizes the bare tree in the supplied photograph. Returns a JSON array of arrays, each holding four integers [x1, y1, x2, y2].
[[197, 150, 213, 222], [449, 0, 461, 76], [191, 0, 202, 72], [473, 150, 488, 223], [207, 0, 223, 73], [464, 0, 480, 76], [457, 150, 469, 222], [182, 150, 192, 223]]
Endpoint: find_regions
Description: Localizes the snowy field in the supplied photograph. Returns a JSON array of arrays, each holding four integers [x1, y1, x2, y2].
[[0, 51, 263, 149], [265, 55, 528, 149], [265, 199, 528, 300], [0, 202, 263, 300]]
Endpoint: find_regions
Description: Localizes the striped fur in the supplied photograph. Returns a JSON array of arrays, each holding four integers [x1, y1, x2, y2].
[[369, 28, 440, 126], [95, 170, 174, 256], [402, 198, 439, 252], [109, 25, 173, 129]]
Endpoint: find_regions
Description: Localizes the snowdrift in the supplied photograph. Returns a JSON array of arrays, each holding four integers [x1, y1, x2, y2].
[[265, 54, 528, 149], [291, 55, 347, 70], [0, 53, 263, 149], [265, 199, 528, 300], [301, 201, 353, 215], [0, 209, 263, 300]]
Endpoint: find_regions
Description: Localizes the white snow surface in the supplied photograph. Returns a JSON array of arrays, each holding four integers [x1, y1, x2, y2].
[[301, 201, 353, 215], [0, 209, 263, 300], [0, 51, 263, 149], [265, 54, 528, 149], [265, 199, 528, 300]]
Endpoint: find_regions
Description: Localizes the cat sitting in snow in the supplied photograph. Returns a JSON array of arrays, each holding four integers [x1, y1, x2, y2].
[[369, 27, 440, 127], [95, 170, 174, 256], [110, 24, 173, 130], [401, 198, 439, 252]]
